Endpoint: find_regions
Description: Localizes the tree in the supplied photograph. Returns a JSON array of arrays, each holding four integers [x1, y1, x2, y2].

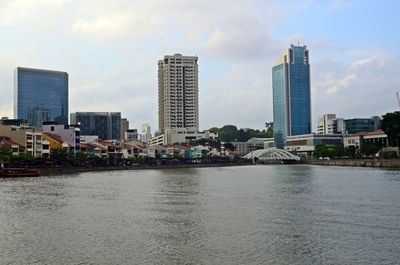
[[209, 125, 273, 142], [223, 142, 235, 151], [0, 148, 12, 166], [52, 149, 68, 159], [381, 111, 400, 147], [314, 144, 328, 158], [344, 145, 359, 159], [360, 143, 379, 157]]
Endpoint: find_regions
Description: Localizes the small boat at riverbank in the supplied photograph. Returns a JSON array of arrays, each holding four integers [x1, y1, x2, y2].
[[0, 168, 40, 177]]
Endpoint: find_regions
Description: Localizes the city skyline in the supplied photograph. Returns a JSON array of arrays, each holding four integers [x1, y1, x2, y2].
[[0, 1, 399, 131]]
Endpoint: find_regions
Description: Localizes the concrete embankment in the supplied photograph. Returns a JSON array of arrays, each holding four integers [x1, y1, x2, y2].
[[303, 159, 400, 169], [37, 161, 254, 176]]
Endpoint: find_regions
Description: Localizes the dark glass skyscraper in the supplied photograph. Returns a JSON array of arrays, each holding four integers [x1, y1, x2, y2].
[[272, 45, 311, 149], [14, 67, 68, 127], [70, 112, 121, 140]]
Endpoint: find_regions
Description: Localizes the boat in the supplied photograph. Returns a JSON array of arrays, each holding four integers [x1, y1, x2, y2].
[[0, 168, 40, 177]]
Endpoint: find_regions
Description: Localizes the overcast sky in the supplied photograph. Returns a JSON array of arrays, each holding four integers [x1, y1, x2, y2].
[[0, 0, 399, 132]]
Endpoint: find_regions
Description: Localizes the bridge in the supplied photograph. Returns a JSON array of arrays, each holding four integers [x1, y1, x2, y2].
[[243, 148, 300, 162]]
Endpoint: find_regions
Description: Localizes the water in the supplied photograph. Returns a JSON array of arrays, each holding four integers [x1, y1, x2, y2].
[[0, 165, 399, 264]]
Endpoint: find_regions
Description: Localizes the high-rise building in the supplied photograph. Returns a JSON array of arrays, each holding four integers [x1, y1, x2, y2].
[[14, 67, 68, 127], [70, 112, 121, 140], [121, 118, 129, 141], [158, 54, 199, 135], [140, 123, 152, 143], [272, 45, 311, 148]]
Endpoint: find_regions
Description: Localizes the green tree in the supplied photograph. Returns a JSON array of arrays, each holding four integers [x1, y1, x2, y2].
[[360, 143, 379, 157], [344, 146, 359, 159], [381, 111, 400, 147], [223, 142, 235, 151], [52, 149, 68, 159], [334, 145, 345, 158], [314, 144, 328, 158], [0, 148, 12, 166]]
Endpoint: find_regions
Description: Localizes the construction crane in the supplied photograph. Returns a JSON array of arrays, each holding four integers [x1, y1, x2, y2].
[[397, 91, 400, 109]]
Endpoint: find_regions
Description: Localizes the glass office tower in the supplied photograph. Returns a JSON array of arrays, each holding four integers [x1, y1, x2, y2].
[[70, 112, 121, 140], [14, 67, 68, 127], [272, 45, 311, 149]]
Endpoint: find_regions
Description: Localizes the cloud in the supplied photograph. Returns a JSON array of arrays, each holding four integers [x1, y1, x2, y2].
[[0, 0, 67, 25], [312, 51, 400, 126], [0, 0, 398, 132], [72, 7, 162, 41]]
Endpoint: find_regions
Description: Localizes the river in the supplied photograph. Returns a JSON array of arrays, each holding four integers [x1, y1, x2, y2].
[[0, 165, 399, 264]]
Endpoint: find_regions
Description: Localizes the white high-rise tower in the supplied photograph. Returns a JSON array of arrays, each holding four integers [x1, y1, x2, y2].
[[158, 54, 199, 135]]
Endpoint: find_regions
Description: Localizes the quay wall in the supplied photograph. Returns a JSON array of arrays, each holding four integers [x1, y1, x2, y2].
[[303, 159, 400, 169]]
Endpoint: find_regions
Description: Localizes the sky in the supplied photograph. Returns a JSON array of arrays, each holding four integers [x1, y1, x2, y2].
[[0, 0, 399, 132]]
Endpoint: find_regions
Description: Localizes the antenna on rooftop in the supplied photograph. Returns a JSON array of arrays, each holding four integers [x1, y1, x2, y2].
[[397, 91, 400, 109]]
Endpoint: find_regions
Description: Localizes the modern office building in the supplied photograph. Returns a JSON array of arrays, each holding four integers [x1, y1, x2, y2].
[[158, 54, 199, 135], [284, 133, 343, 158], [14, 67, 68, 127], [70, 112, 121, 140], [317, 114, 345, 134], [344, 117, 380, 134], [272, 45, 311, 149]]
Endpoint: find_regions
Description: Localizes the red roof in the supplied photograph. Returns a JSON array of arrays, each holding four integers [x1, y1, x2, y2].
[[355, 129, 385, 136], [0, 136, 23, 147]]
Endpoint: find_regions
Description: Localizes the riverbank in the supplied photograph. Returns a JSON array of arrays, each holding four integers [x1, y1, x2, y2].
[[36, 160, 254, 176], [303, 159, 400, 169]]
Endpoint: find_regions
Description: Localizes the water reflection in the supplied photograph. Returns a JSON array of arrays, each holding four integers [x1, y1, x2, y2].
[[0, 166, 399, 264], [149, 168, 206, 264]]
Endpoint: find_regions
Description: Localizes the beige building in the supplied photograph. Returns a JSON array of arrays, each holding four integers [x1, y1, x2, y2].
[[0, 124, 44, 157], [158, 54, 199, 135]]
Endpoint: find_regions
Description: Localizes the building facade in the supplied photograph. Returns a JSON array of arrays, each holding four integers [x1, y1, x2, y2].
[[284, 133, 343, 157], [140, 123, 152, 143], [317, 114, 345, 134], [70, 112, 121, 141], [14, 67, 68, 127], [125, 129, 138, 141], [344, 117, 380, 134], [0, 123, 44, 157], [158, 54, 199, 135], [42, 123, 80, 153], [120, 118, 129, 141], [272, 45, 311, 149]]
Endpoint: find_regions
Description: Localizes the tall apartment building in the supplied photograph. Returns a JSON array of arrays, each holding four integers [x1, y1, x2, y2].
[[158, 54, 199, 135], [272, 45, 311, 148], [70, 112, 121, 140], [14, 67, 68, 127]]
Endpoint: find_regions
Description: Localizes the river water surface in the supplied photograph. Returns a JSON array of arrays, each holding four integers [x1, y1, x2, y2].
[[0, 165, 399, 264]]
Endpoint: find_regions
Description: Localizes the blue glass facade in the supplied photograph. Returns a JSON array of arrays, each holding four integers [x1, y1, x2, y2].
[[71, 112, 121, 140], [290, 46, 311, 135], [14, 67, 68, 127], [272, 45, 311, 148], [272, 64, 288, 149], [344, 119, 375, 134]]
